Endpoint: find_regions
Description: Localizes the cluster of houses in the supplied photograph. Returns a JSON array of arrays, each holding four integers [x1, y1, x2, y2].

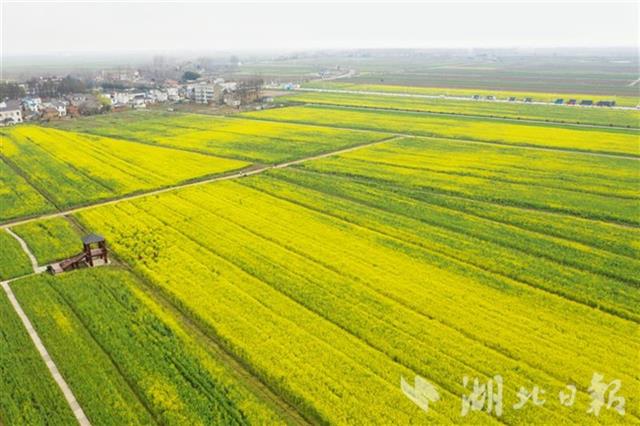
[[2, 94, 105, 126], [0, 77, 264, 127]]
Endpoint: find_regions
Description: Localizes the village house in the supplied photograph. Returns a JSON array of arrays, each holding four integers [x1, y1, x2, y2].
[[166, 87, 180, 101], [131, 93, 146, 108], [22, 97, 42, 112], [0, 100, 23, 126], [148, 89, 168, 103], [194, 84, 216, 104], [41, 100, 67, 117]]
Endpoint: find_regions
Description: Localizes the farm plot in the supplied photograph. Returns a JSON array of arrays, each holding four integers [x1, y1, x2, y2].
[[75, 171, 639, 424], [0, 289, 76, 425], [241, 105, 640, 156], [12, 268, 285, 425], [0, 230, 32, 280], [53, 111, 388, 163], [302, 81, 640, 107], [283, 91, 640, 128], [0, 125, 249, 210], [298, 137, 640, 226], [0, 159, 54, 221], [11, 217, 81, 265]]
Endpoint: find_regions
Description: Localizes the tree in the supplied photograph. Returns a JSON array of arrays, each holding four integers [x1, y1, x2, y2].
[[182, 71, 201, 81], [0, 82, 25, 100]]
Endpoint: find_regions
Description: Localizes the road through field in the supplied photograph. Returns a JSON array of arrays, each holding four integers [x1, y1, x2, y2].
[[0, 136, 401, 229]]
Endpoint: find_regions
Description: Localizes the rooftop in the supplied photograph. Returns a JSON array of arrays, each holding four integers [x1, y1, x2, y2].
[[82, 233, 105, 245]]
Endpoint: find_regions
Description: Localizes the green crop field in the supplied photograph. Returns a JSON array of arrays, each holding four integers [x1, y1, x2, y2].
[[52, 110, 388, 163], [0, 290, 76, 425], [12, 268, 284, 425], [0, 126, 248, 219], [2, 83, 638, 425], [282, 90, 640, 127], [0, 231, 32, 280], [11, 217, 81, 265], [0, 159, 55, 222]]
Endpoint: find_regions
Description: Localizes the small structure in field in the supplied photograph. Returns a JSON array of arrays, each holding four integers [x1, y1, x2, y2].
[[48, 234, 108, 274]]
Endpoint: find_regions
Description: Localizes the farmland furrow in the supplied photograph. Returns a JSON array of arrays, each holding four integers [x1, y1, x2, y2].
[[343, 156, 639, 201], [115, 263, 313, 426], [82, 201, 481, 423], [283, 167, 639, 261], [128, 201, 469, 421], [298, 163, 639, 227], [168, 184, 636, 386], [42, 279, 161, 424], [264, 169, 639, 287], [235, 176, 640, 347]]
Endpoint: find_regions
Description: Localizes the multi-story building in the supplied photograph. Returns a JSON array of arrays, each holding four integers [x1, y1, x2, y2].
[[0, 100, 23, 126]]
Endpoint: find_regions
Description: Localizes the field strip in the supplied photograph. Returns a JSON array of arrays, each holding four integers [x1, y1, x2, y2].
[[289, 165, 638, 229], [1, 155, 62, 210], [5, 228, 47, 274], [123, 209, 464, 421], [295, 87, 640, 113], [0, 136, 399, 229], [234, 114, 640, 160], [296, 100, 640, 130], [121, 264, 313, 425], [343, 156, 638, 202], [1, 280, 91, 426], [258, 172, 639, 281], [237, 179, 638, 323]]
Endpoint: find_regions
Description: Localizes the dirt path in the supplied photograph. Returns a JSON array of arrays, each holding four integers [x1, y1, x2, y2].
[[5, 228, 47, 274], [1, 136, 400, 230], [1, 279, 91, 426]]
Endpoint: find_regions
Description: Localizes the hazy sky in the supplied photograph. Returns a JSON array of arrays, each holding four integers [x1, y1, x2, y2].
[[2, 1, 638, 55]]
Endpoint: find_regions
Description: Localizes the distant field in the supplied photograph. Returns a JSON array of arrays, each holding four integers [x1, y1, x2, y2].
[[302, 82, 640, 107], [242, 105, 640, 156], [337, 62, 640, 98], [0, 125, 248, 219], [232, 53, 640, 96], [53, 111, 388, 163], [282, 90, 640, 127]]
